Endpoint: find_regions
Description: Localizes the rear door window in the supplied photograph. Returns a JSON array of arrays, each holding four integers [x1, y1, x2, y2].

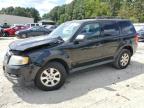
[[102, 21, 119, 37], [118, 21, 136, 35]]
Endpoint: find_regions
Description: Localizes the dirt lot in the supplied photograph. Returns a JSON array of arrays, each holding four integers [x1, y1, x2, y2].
[[0, 37, 144, 108]]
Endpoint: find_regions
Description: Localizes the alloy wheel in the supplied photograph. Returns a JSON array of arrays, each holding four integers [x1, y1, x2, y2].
[[40, 68, 61, 87], [120, 53, 130, 66]]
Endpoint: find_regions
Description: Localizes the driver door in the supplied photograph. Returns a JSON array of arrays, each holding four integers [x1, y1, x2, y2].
[[66, 22, 103, 67]]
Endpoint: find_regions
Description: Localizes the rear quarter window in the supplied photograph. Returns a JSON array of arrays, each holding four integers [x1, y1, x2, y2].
[[118, 21, 136, 35]]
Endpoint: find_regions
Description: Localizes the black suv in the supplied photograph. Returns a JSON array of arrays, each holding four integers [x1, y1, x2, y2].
[[3, 19, 138, 91]]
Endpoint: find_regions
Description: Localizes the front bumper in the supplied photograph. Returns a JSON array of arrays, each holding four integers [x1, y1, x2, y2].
[[3, 63, 40, 86]]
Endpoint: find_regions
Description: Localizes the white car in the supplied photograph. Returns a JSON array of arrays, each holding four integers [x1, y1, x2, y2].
[[25, 23, 40, 28]]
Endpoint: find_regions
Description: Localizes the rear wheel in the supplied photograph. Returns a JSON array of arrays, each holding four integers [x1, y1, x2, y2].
[[113, 49, 131, 69], [35, 62, 67, 91]]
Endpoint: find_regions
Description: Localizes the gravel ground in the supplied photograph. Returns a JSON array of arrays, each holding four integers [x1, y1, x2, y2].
[[0, 37, 144, 108]]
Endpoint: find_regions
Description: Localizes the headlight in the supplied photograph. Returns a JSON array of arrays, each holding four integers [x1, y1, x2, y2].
[[9, 55, 29, 65]]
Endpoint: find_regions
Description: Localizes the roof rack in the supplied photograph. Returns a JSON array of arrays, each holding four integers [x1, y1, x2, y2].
[[95, 16, 124, 19], [84, 16, 125, 20]]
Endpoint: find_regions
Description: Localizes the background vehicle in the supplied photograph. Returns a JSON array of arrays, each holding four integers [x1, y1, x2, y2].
[[0, 23, 10, 37], [25, 23, 40, 28], [0, 25, 2, 31], [39, 20, 56, 26], [16, 26, 51, 38], [2, 25, 29, 37], [0, 27, 3, 37], [3, 19, 138, 91], [45, 25, 58, 32], [0, 23, 10, 29], [137, 27, 144, 41], [0, 25, 3, 31], [0, 25, 3, 37]]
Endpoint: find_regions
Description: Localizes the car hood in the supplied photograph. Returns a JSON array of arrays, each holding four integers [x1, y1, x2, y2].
[[9, 36, 64, 51]]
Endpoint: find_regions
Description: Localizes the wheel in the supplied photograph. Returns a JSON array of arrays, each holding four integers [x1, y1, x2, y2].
[[35, 62, 67, 91], [113, 49, 131, 69], [3, 32, 9, 37], [21, 34, 27, 38]]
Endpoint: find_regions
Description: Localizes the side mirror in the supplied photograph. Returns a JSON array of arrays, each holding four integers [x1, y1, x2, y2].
[[75, 34, 85, 41], [74, 34, 85, 44]]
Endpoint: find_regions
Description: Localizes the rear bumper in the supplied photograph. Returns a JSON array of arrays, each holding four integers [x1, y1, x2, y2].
[[3, 63, 40, 86]]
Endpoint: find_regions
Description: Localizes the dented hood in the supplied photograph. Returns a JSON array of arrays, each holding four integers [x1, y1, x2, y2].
[[9, 36, 63, 51]]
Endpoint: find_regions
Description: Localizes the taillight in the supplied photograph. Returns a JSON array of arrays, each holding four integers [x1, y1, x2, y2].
[[134, 34, 139, 45]]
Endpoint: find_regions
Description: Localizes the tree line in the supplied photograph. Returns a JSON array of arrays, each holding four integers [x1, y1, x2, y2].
[[43, 0, 144, 23], [0, 0, 144, 24], [0, 7, 41, 22]]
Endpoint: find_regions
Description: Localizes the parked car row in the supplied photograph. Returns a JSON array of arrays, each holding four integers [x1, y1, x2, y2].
[[0, 24, 57, 38], [16, 26, 51, 38]]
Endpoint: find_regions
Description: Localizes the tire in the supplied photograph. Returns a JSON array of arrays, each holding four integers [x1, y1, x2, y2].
[[16, 36, 21, 39], [3, 32, 9, 37], [113, 49, 131, 69], [35, 62, 67, 91], [21, 34, 27, 38]]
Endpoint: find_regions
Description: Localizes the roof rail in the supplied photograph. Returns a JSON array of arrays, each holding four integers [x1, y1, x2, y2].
[[84, 16, 125, 20], [95, 16, 123, 19]]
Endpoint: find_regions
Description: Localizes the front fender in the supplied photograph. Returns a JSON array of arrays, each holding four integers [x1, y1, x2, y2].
[[28, 49, 71, 69]]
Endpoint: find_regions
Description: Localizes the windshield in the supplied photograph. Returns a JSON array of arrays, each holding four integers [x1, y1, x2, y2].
[[48, 22, 81, 41]]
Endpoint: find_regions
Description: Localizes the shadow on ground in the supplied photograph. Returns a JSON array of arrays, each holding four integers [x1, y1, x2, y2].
[[12, 61, 144, 104]]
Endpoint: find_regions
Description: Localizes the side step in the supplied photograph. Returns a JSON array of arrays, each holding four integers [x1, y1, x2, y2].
[[70, 60, 113, 73]]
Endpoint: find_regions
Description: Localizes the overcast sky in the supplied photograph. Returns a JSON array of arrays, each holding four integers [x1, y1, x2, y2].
[[0, 0, 73, 16]]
